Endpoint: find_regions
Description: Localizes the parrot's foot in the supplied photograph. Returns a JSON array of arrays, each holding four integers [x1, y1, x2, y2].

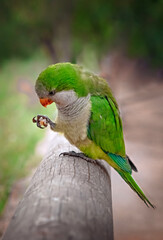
[[32, 115, 55, 129], [60, 151, 97, 164]]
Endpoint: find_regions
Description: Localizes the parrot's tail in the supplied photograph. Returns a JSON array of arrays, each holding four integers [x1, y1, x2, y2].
[[118, 171, 155, 208]]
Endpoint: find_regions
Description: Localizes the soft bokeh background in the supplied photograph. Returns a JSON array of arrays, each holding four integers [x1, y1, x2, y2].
[[0, 0, 163, 239]]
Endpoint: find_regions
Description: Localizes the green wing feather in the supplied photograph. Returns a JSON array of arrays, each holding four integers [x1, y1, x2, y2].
[[87, 95, 133, 173], [87, 95, 126, 157]]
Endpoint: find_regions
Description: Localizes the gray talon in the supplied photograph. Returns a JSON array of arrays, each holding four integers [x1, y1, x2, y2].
[[32, 116, 37, 123], [32, 115, 53, 129], [59, 151, 96, 164]]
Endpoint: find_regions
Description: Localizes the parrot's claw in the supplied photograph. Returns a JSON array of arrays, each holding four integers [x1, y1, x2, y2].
[[32, 115, 55, 129], [60, 151, 97, 164]]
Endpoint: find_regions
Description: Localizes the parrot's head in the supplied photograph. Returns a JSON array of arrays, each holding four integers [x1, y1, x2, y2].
[[35, 62, 88, 108]]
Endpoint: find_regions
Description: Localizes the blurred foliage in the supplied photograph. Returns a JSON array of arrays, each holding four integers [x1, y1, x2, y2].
[[0, 0, 162, 66], [0, 52, 55, 214]]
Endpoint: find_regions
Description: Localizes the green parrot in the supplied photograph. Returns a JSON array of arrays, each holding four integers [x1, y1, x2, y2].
[[33, 62, 154, 208]]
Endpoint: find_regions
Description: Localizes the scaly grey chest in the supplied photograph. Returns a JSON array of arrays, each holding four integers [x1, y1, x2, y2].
[[56, 95, 91, 145]]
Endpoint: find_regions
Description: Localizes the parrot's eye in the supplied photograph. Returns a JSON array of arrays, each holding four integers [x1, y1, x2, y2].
[[49, 90, 56, 96]]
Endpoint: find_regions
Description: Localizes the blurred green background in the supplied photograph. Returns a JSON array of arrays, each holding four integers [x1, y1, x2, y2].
[[1, 0, 163, 65], [0, 0, 163, 239]]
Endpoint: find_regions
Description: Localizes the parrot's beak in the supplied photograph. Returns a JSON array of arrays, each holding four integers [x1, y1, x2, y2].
[[40, 98, 53, 108]]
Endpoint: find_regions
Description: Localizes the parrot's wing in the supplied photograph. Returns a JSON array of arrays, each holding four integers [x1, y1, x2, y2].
[[87, 95, 132, 172], [88, 95, 125, 155]]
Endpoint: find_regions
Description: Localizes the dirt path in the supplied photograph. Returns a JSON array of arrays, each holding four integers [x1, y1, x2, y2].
[[112, 84, 163, 239]]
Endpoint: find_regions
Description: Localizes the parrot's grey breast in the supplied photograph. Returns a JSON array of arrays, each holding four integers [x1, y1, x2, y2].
[[56, 93, 91, 145]]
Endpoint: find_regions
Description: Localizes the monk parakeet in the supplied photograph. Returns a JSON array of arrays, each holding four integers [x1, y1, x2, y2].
[[33, 62, 154, 208]]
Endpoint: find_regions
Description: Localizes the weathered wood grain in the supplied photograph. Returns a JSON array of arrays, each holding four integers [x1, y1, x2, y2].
[[2, 137, 113, 240]]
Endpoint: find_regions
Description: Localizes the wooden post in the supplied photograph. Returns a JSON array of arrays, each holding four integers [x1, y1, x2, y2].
[[2, 134, 113, 240]]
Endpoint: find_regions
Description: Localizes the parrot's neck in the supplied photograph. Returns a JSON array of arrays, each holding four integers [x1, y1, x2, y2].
[[55, 93, 91, 145], [57, 94, 90, 121], [53, 90, 78, 107]]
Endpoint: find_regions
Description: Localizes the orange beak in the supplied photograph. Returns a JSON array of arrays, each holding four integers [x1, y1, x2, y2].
[[40, 98, 53, 107]]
